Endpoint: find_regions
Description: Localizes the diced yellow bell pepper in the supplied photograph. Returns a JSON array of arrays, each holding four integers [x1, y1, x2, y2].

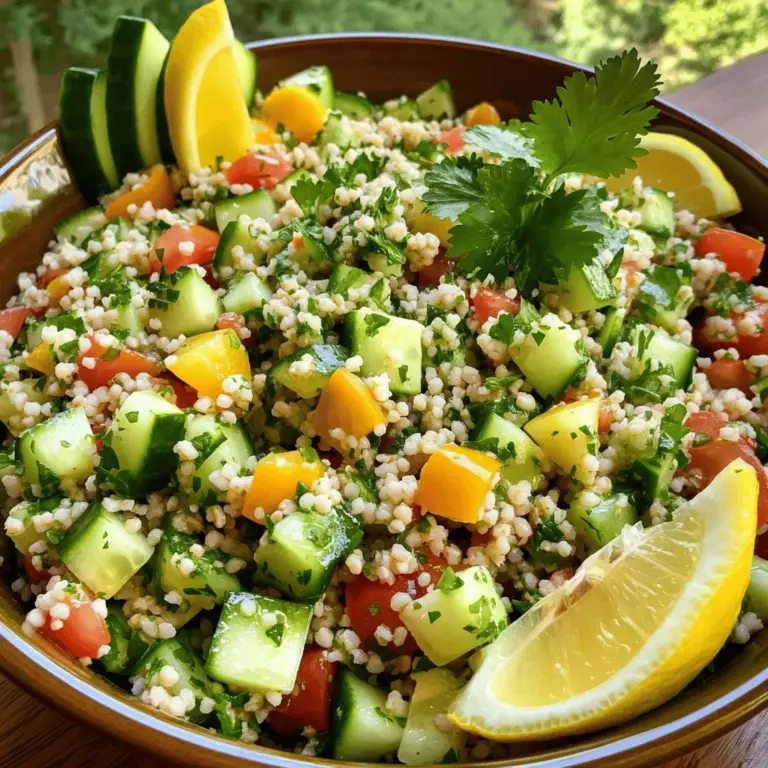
[[251, 118, 280, 145], [26, 342, 55, 377], [261, 85, 328, 144], [464, 101, 501, 127], [415, 445, 501, 524], [242, 450, 324, 521], [46, 274, 71, 306], [524, 398, 600, 484], [409, 199, 453, 248], [313, 368, 386, 451], [166, 329, 250, 400]]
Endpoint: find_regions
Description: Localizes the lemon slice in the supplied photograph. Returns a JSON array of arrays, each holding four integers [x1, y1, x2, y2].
[[164, 0, 253, 174], [600, 132, 741, 219], [450, 459, 757, 740]]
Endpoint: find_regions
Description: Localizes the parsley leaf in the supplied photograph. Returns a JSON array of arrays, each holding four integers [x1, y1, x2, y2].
[[364, 314, 390, 337], [464, 123, 539, 166], [422, 155, 485, 222]]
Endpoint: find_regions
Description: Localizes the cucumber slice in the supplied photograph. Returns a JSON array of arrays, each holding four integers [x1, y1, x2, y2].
[[99, 603, 133, 675], [205, 592, 312, 694], [233, 40, 257, 109], [155, 53, 175, 164], [59, 499, 154, 599], [59, 68, 119, 201], [637, 188, 675, 238], [634, 265, 693, 333], [155, 522, 241, 609], [98, 390, 185, 497], [568, 492, 638, 556], [54, 207, 108, 246], [416, 80, 456, 120], [280, 65, 334, 109], [148, 267, 221, 339], [106, 16, 169, 175], [253, 506, 362, 601], [398, 669, 466, 765], [744, 556, 768, 622], [556, 259, 617, 314], [221, 272, 273, 315], [214, 190, 277, 233], [131, 635, 212, 723], [335, 91, 375, 120], [332, 668, 405, 762], [383, 97, 422, 121], [637, 326, 697, 390], [319, 111, 359, 149], [177, 414, 253, 506], [598, 307, 625, 356], [213, 220, 261, 276], [16, 407, 94, 496], [402, 566, 508, 666], [268, 344, 349, 399], [345, 309, 424, 396]]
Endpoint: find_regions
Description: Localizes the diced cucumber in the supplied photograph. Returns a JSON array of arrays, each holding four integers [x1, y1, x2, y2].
[[0, 379, 51, 437], [214, 190, 277, 233], [24, 310, 86, 353], [59, 67, 119, 201], [16, 407, 94, 496], [328, 264, 391, 307], [568, 492, 638, 556], [524, 398, 600, 485], [416, 80, 456, 120], [232, 40, 257, 109], [280, 65, 334, 109], [268, 344, 349, 399], [254, 505, 362, 601], [402, 566, 508, 666], [398, 669, 465, 765], [636, 325, 697, 390], [54, 207, 108, 246], [472, 412, 544, 488], [154, 522, 240, 609], [132, 635, 212, 723], [281, 168, 310, 193], [637, 188, 675, 238], [59, 499, 154, 598], [634, 265, 693, 333], [114, 303, 143, 338], [4, 497, 61, 554], [744, 556, 768, 622], [177, 414, 253, 507], [319, 111, 359, 149], [345, 309, 424, 396], [148, 267, 221, 339], [221, 272, 273, 315], [205, 592, 312, 694], [335, 91, 375, 120], [98, 390, 185, 497], [510, 316, 587, 399], [556, 259, 617, 314], [213, 220, 262, 277], [366, 251, 404, 278], [332, 668, 405, 762], [628, 228, 657, 254], [598, 307, 625, 356], [99, 603, 133, 675], [105, 16, 169, 175], [383, 97, 422, 120]]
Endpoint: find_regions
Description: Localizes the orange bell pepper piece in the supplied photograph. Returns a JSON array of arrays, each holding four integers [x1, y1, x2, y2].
[[105, 164, 176, 220], [414, 445, 501, 524], [251, 118, 280, 145], [312, 368, 386, 451], [26, 342, 55, 377], [46, 274, 72, 306], [262, 85, 329, 144], [166, 329, 250, 400], [242, 450, 324, 521], [464, 102, 501, 127]]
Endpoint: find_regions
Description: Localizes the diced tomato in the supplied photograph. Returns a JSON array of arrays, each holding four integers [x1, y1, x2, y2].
[[436, 126, 466, 155], [23, 552, 50, 585], [216, 312, 245, 332], [226, 152, 292, 190], [471, 288, 520, 327], [621, 260, 642, 306], [470, 529, 493, 548], [345, 553, 447, 655], [38, 268, 69, 287], [598, 407, 613, 434], [203, 264, 220, 290], [695, 304, 768, 358], [39, 599, 110, 659], [269, 646, 336, 735], [695, 228, 766, 282], [0, 307, 32, 339], [318, 450, 342, 470], [703, 359, 756, 395], [756, 531, 768, 558], [78, 336, 162, 390], [148, 224, 220, 275], [418, 250, 452, 286], [95, 438, 103, 454], [163, 376, 198, 409], [685, 413, 768, 527]]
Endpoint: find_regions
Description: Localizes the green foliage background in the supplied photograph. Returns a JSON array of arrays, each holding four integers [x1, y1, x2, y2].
[[0, 0, 765, 153]]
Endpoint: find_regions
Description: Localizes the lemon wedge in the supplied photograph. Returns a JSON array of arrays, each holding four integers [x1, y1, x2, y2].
[[600, 132, 742, 219], [450, 459, 757, 740], [163, 0, 253, 174]]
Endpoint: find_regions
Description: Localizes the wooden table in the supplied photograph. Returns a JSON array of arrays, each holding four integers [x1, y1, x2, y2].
[[2, 49, 768, 768]]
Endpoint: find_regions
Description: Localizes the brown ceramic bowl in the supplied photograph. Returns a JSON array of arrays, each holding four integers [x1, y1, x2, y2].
[[0, 34, 767, 768]]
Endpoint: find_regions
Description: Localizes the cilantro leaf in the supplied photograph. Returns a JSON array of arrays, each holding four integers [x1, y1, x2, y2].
[[464, 123, 539, 167], [526, 49, 660, 179], [366, 232, 406, 266], [422, 155, 485, 222]]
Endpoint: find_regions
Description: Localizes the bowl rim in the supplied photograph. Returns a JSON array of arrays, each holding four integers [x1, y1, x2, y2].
[[0, 31, 767, 768]]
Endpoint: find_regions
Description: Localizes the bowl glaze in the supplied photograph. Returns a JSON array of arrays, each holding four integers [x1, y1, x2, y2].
[[0, 34, 766, 768]]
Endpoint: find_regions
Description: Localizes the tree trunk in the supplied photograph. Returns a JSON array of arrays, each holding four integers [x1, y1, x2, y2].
[[9, 37, 47, 133]]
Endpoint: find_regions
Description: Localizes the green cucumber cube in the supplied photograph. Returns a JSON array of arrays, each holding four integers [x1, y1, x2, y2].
[[568, 492, 638, 556], [214, 189, 277, 233], [0, 379, 51, 436], [744, 556, 768, 622], [213, 220, 265, 277], [268, 343, 349, 399], [221, 272, 273, 315], [634, 265, 693, 333], [148, 266, 221, 339], [415, 80, 456, 119], [99, 603, 133, 675]]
